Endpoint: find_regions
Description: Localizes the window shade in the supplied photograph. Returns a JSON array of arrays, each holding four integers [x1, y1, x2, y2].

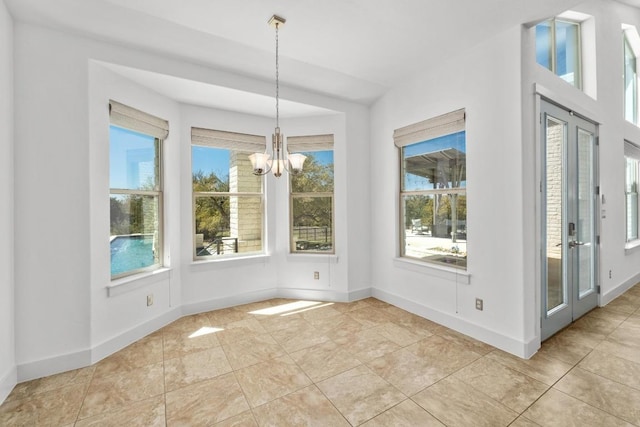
[[393, 109, 465, 148], [191, 127, 266, 152], [287, 134, 334, 153], [109, 100, 169, 140]]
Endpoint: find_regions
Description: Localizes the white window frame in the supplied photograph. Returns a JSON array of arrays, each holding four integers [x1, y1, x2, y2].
[[536, 17, 583, 90], [395, 109, 467, 270], [624, 25, 640, 125], [109, 100, 168, 280], [625, 141, 640, 248], [191, 127, 266, 261], [288, 134, 335, 254]]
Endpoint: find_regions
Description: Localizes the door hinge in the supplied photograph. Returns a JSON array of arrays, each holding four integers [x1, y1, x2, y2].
[[596, 235, 600, 245], [595, 136, 600, 146], [596, 186, 600, 195], [597, 285, 601, 294], [540, 113, 542, 124]]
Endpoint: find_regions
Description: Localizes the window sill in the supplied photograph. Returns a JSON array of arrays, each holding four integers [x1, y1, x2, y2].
[[191, 254, 270, 270], [108, 267, 172, 297], [393, 257, 470, 284], [287, 253, 339, 263], [625, 240, 640, 254]]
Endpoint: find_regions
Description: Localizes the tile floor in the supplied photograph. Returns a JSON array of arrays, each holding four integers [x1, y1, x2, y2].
[[1, 284, 640, 426]]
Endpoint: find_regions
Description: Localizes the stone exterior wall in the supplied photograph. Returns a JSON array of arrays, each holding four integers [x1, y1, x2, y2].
[[546, 121, 563, 260], [229, 151, 263, 253]]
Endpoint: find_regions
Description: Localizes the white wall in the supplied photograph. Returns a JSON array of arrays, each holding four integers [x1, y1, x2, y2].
[[370, 26, 531, 356], [88, 63, 182, 362], [12, 20, 369, 383], [0, 0, 16, 403], [14, 23, 93, 379]]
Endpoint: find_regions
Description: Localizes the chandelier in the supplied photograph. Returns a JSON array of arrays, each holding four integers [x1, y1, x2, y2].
[[249, 15, 306, 178]]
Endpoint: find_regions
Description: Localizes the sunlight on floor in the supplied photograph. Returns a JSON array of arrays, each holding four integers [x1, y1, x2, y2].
[[188, 326, 224, 338], [249, 300, 327, 316]]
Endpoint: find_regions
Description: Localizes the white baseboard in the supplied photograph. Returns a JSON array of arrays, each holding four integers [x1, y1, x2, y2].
[[277, 287, 371, 302], [0, 364, 17, 404], [181, 288, 278, 316], [372, 288, 537, 359], [17, 348, 91, 383], [601, 272, 640, 306], [91, 307, 181, 364], [12, 284, 372, 384]]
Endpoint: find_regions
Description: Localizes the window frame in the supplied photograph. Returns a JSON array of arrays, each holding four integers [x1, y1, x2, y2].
[[109, 126, 164, 280], [191, 127, 267, 261], [288, 136, 335, 255], [625, 141, 640, 246], [395, 109, 467, 270], [624, 27, 640, 125], [536, 18, 583, 90]]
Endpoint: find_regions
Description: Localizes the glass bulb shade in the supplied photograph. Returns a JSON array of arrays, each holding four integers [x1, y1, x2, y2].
[[288, 153, 307, 173], [268, 158, 285, 177], [249, 152, 271, 175]]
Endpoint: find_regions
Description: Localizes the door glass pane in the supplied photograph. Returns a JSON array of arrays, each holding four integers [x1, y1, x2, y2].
[[577, 128, 595, 297], [626, 157, 639, 241], [546, 116, 566, 313]]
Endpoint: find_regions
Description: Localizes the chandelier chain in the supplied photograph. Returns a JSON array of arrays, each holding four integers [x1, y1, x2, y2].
[[275, 22, 280, 130]]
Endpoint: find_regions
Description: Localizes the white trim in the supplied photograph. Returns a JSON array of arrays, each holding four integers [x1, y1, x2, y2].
[[601, 271, 640, 306], [277, 287, 371, 302], [286, 253, 339, 264], [0, 365, 16, 404], [17, 349, 91, 383], [625, 239, 640, 253], [372, 287, 538, 358], [190, 254, 271, 270], [181, 288, 278, 316], [91, 307, 180, 364], [534, 84, 600, 124], [107, 267, 172, 297], [393, 257, 471, 284]]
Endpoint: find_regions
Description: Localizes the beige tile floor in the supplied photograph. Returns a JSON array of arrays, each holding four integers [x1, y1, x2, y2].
[[2, 284, 640, 426]]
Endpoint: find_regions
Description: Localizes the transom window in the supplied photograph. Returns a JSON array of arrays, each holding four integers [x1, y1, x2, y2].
[[109, 101, 168, 279], [624, 26, 640, 125], [536, 18, 582, 89], [191, 127, 265, 259], [625, 141, 640, 244], [395, 109, 467, 269], [288, 134, 335, 253]]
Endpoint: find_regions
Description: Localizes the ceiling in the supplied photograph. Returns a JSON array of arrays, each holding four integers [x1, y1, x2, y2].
[[6, 0, 595, 116]]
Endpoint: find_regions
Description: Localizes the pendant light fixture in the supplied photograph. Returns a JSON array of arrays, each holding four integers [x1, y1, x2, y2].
[[249, 14, 306, 178]]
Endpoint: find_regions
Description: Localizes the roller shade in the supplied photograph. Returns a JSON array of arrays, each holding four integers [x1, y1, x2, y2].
[[287, 134, 334, 153], [393, 109, 465, 148], [109, 100, 169, 140], [191, 127, 266, 152]]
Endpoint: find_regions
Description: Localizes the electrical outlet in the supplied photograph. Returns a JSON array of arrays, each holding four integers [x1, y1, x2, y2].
[[314, 271, 320, 280], [147, 294, 153, 306], [475, 298, 483, 311]]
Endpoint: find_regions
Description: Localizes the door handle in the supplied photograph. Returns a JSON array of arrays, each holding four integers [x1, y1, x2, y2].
[[568, 241, 585, 248]]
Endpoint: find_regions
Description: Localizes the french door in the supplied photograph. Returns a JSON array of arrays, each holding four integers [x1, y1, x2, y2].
[[541, 100, 599, 341]]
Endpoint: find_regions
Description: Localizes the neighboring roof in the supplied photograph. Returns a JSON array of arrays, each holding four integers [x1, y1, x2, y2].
[[405, 148, 466, 184]]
